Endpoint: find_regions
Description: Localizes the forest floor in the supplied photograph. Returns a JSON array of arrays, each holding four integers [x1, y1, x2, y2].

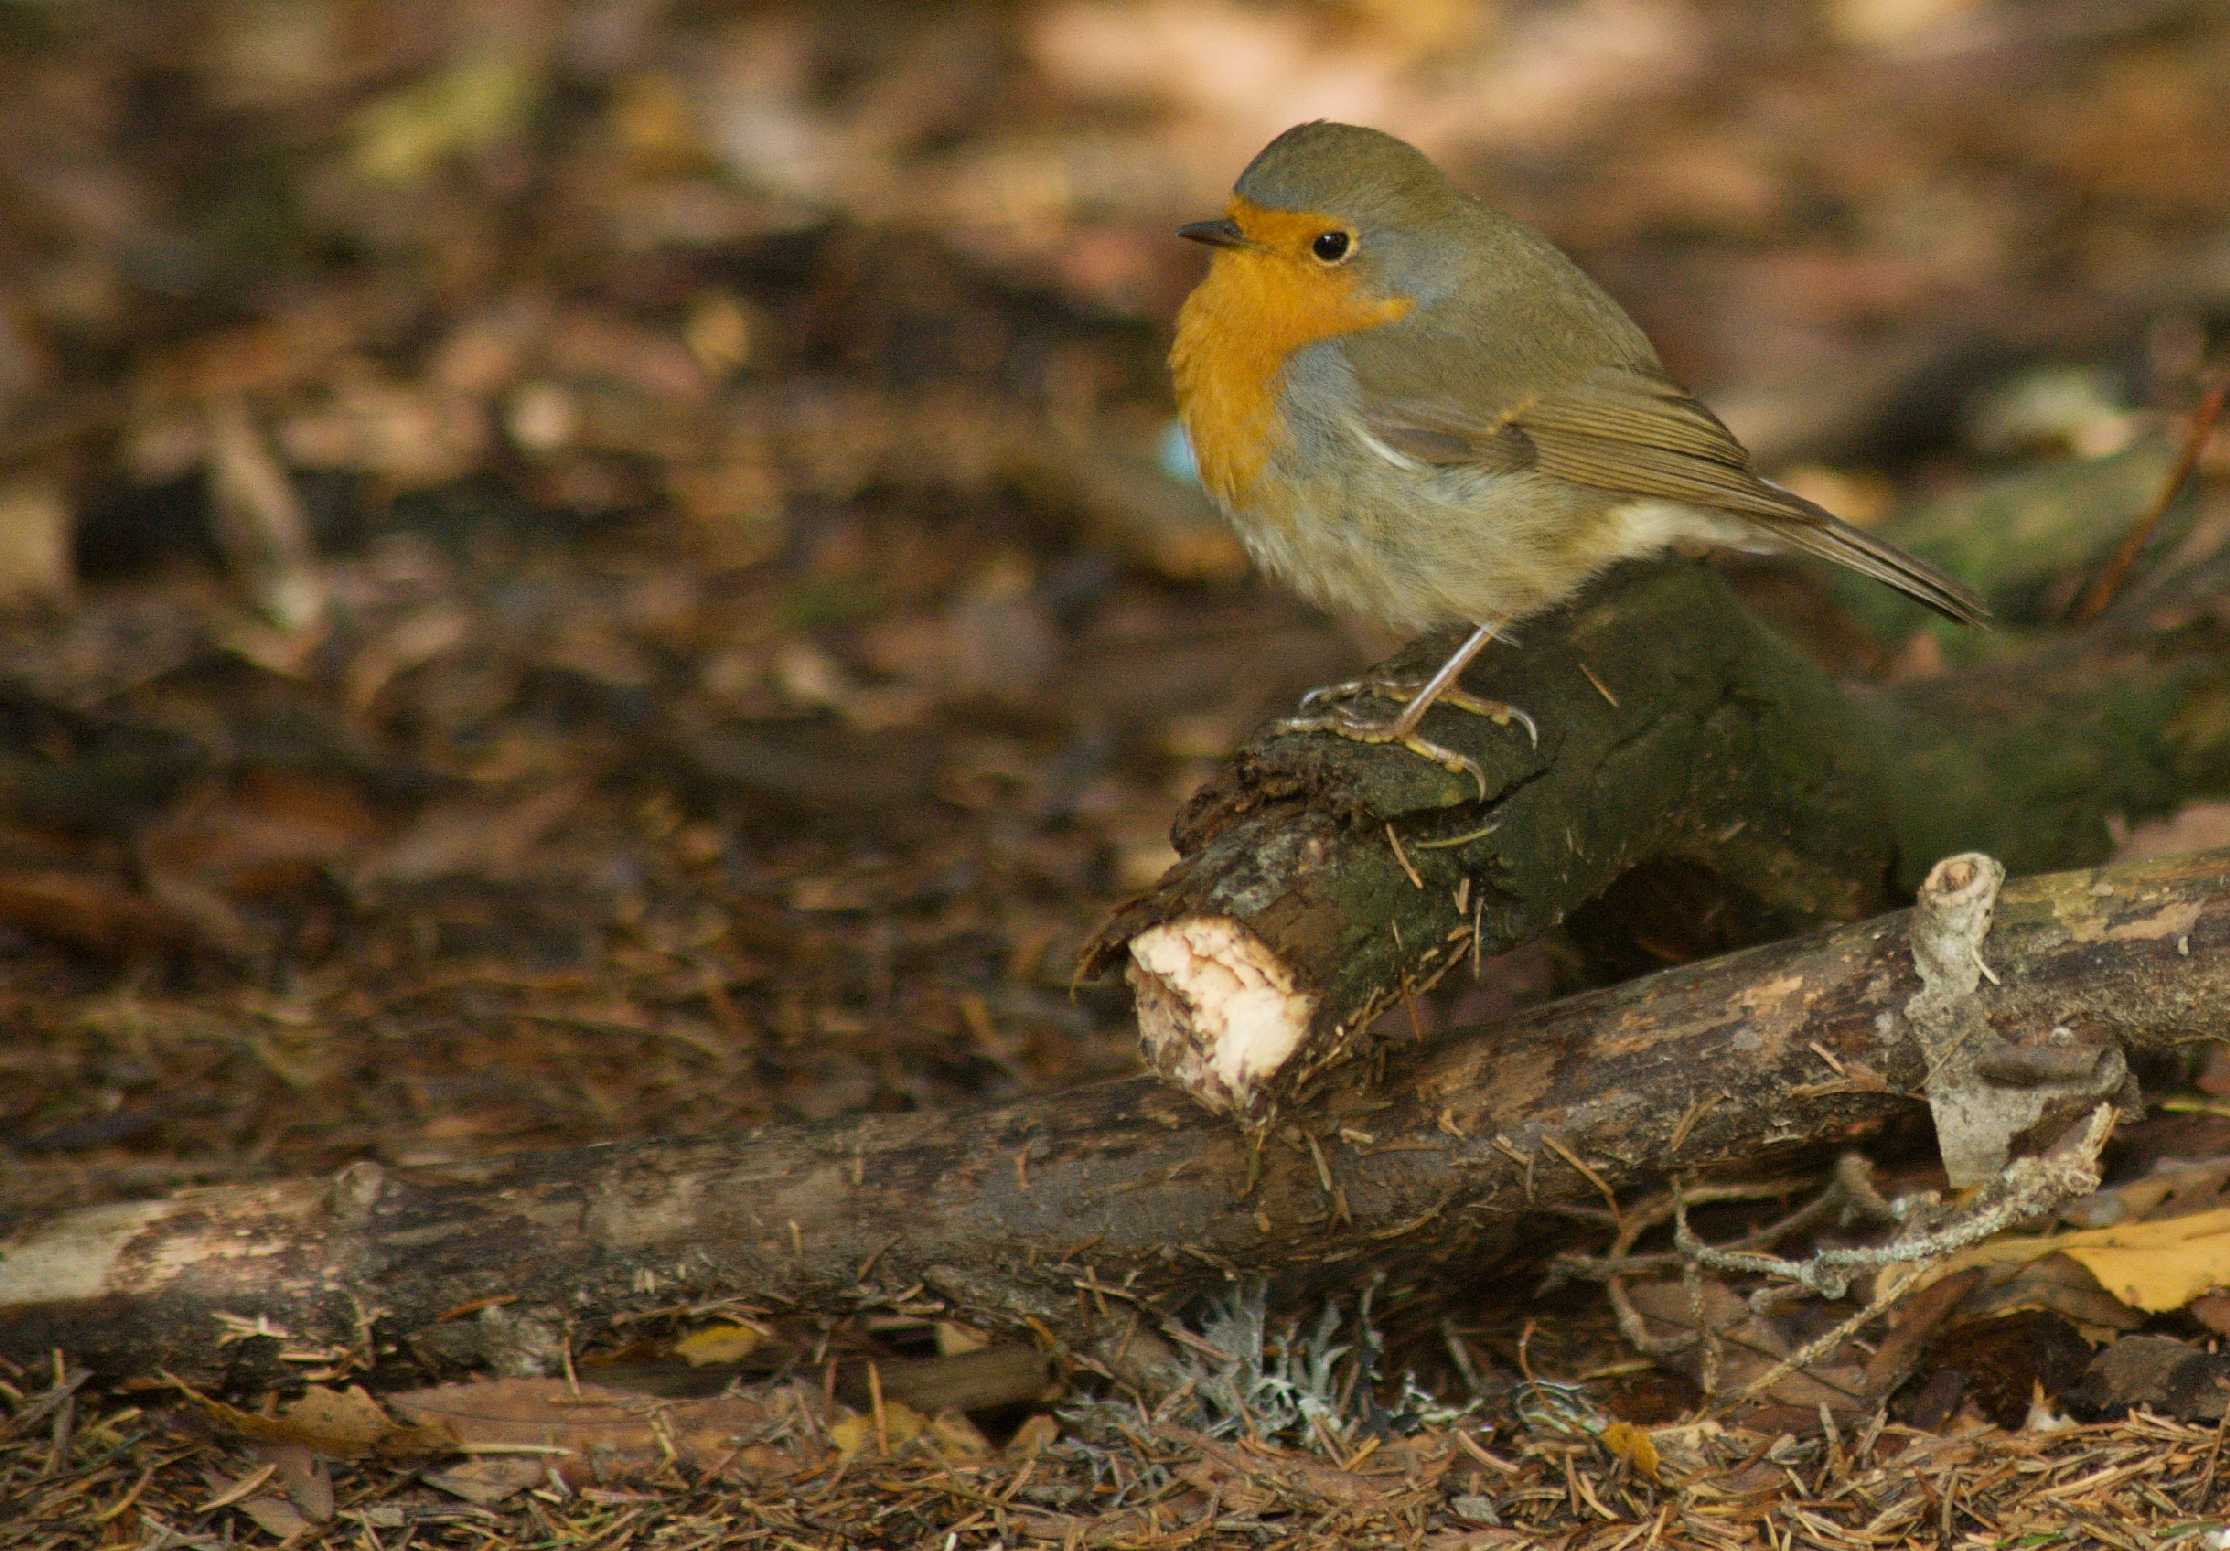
[[5, 2, 2230, 1545]]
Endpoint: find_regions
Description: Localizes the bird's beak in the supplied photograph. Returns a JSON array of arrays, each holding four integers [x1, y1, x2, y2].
[[1178, 217, 1247, 249]]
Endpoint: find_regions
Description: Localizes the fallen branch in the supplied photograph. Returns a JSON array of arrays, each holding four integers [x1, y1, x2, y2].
[[4, 847, 2222, 1390], [1084, 560, 2230, 1116]]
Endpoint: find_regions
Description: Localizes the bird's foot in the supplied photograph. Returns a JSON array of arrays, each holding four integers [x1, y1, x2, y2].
[[1293, 676, 1539, 746], [1272, 691, 1536, 800]]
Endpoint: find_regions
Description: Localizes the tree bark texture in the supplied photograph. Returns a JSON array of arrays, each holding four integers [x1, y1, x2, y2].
[[1082, 560, 2230, 1115], [5, 847, 2224, 1389]]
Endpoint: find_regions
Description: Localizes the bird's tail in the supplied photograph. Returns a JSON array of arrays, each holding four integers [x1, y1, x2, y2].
[[1763, 484, 1990, 626]]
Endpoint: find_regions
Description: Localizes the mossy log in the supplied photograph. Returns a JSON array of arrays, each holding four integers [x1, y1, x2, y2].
[[1083, 559, 2230, 1117]]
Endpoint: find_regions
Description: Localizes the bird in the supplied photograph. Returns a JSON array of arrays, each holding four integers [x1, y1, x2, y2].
[[1170, 121, 1986, 793]]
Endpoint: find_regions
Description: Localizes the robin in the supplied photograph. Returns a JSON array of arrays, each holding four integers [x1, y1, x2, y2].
[[1171, 121, 1985, 792]]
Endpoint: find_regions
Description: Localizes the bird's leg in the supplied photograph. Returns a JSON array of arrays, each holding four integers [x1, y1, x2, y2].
[[1293, 622, 1534, 736], [1273, 621, 1535, 798]]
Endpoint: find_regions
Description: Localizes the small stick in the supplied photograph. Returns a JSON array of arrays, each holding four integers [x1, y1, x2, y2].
[[2069, 368, 2228, 623]]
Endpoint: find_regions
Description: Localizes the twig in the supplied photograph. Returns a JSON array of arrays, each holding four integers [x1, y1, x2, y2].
[[1672, 1103, 2115, 1297], [2069, 368, 2228, 623], [1664, 1104, 2118, 1412]]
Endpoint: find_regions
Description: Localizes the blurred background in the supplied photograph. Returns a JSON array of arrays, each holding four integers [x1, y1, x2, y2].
[[3, 0, 2227, 1205]]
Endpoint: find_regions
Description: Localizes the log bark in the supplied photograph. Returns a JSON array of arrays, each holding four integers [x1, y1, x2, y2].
[[1083, 560, 2230, 1117], [5, 847, 2224, 1390]]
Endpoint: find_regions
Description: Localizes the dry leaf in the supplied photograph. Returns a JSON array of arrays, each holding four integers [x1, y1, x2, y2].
[[251, 1440, 334, 1522], [1918, 1208, 2230, 1315], [235, 1493, 312, 1539], [673, 1321, 765, 1366], [2186, 1290, 2230, 1338], [2071, 1335, 2230, 1422], [423, 1456, 546, 1505], [0, 869, 204, 955], [927, 1410, 993, 1460], [389, 1377, 826, 1485], [182, 1381, 455, 1460], [1596, 1421, 1660, 1481], [1008, 1413, 1060, 1456], [1863, 1267, 1983, 1395], [2059, 1210, 2230, 1311], [829, 1398, 930, 1457], [351, 51, 543, 184], [1620, 1280, 1878, 1424], [0, 469, 74, 608], [1905, 1311, 2092, 1429], [1964, 1254, 2147, 1340]]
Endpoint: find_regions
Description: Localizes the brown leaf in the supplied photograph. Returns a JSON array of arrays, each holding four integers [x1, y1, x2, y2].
[[388, 1377, 828, 1485], [350, 781, 586, 888], [1621, 1279, 1878, 1424], [250, 1439, 334, 1522], [2113, 800, 2230, 865], [206, 397, 326, 630], [0, 868, 209, 954], [423, 1457, 546, 1505], [0, 469, 74, 609], [2187, 1290, 2230, 1338], [1863, 1266, 1984, 1395], [142, 771, 382, 898], [2072, 1335, 2230, 1422], [234, 1492, 312, 1539], [1964, 1253, 2148, 1337], [182, 1381, 457, 1460], [1905, 1311, 2092, 1429]]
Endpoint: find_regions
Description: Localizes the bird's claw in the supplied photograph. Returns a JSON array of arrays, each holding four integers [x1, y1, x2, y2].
[[1296, 676, 1383, 714], [1294, 678, 1537, 749], [1437, 689, 1539, 748], [1271, 708, 1492, 800]]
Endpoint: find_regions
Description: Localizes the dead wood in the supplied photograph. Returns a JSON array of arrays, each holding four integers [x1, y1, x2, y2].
[[4, 846, 2223, 1391], [1082, 560, 2230, 1116]]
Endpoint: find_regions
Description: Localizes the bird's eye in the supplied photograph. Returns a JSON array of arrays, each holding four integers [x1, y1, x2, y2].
[[1310, 230, 1352, 263]]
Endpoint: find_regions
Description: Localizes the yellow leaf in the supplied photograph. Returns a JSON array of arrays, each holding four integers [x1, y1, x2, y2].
[[2058, 1209, 2230, 1311], [674, 1323, 763, 1366], [1598, 1421, 1660, 1481], [828, 1400, 929, 1457], [351, 53, 541, 185], [827, 1413, 873, 1456], [928, 1411, 991, 1460], [1915, 1206, 2230, 1313]]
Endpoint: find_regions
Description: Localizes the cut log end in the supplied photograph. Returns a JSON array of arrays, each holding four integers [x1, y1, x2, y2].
[[1127, 916, 1315, 1117]]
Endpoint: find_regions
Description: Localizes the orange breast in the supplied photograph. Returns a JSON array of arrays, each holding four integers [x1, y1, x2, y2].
[[1169, 202, 1413, 512]]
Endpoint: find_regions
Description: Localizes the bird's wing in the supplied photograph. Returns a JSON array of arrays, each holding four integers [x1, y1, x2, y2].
[[1356, 361, 1989, 624], [1362, 362, 1765, 498]]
